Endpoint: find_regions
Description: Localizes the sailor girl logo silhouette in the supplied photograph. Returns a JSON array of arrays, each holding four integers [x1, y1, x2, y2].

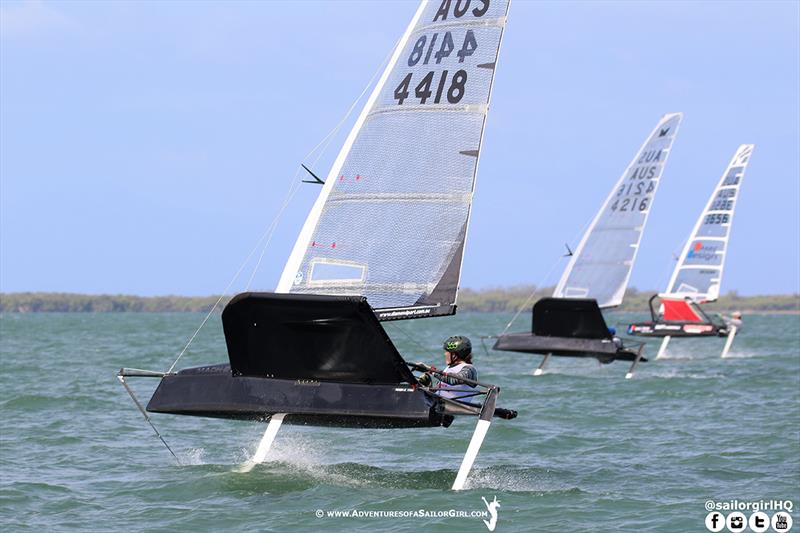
[[481, 495, 501, 531]]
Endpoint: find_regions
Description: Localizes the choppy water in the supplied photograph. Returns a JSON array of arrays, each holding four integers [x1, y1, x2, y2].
[[1, 312, 798, 532]]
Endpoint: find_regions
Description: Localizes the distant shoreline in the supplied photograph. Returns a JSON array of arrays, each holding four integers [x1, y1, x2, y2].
[[1, 289, 798, 314]]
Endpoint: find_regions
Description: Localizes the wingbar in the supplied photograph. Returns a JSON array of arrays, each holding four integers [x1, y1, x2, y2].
[[406, 362, 497, 390], [118, 368, 167, 378]]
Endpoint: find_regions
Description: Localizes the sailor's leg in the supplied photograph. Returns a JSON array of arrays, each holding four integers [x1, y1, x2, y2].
[[533, 353, 551, 376], [721, 326, 737, 358], [238, 413, 286, 472], [655, 336, 671, 360], [625, 346, 645, 380]]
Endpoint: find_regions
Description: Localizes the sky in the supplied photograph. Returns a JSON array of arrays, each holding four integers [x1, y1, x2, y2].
[[1, 0, 798, 297]]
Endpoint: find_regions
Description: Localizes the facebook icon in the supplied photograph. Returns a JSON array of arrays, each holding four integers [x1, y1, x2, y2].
[[705, 511, 726, 532]]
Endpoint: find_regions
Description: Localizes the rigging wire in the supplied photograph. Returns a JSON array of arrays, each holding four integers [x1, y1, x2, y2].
[[118, 375, 181, 464], [498, 209, 597, 337], [244, 34, 401, 291], [166, 40, 400, 374], [244, 179, 303, 291], [242, 39, 396, 290], [497, 256, 562, 337], [654, 236, 689, 294], [390, 322, 435, 361], [165, 214, 289, 374]]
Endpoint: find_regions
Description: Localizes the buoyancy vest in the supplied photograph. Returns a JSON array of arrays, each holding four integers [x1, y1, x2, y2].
[[436, 362, 477, 400]]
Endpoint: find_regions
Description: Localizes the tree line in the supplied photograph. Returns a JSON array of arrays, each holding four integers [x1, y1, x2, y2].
[[1, 288, 797, 313]]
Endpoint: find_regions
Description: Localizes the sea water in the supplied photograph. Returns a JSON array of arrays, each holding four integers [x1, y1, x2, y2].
[[1, 312, 798, 531]]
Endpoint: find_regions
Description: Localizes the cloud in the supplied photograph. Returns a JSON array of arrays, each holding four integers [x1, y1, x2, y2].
[[0, 0, 76, 39]]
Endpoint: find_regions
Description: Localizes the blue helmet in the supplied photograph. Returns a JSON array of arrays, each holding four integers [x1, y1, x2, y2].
[[608, 326, 617, 336]]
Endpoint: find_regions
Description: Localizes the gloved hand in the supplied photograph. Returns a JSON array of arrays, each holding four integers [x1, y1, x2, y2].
[[417, 373, 432, 387], [413, 361, 431, 372]]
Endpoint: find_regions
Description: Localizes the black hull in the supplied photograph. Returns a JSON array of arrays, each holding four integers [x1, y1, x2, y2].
[[493, 332, 646, 363], [147, 364, 452, 428], [627, 322, 728, 338], [133, 295, 516, 430]]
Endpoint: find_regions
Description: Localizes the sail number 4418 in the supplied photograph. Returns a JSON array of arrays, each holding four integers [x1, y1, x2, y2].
[[394, 70, 467, 105], [394, 29, 478, 105]]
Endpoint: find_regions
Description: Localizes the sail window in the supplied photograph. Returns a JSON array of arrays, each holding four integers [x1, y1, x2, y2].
[[562, 287, 589, 298], [309, 261, 366, 285]]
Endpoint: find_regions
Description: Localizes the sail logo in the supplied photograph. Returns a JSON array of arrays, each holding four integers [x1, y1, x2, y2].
[[733, 145, 753, 166], [684, 324, 713, 334], [687, 242, 720, 261], [481, 496, 501, 531]]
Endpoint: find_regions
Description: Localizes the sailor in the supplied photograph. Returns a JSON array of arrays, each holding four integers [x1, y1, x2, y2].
[[415, 336, 478, 400], [726, 311, 743, 329], [608, 327, 624, 350]]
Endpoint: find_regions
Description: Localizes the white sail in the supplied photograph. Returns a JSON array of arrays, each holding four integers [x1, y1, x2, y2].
[[664, 144, 754, 302], [553, 113, 683, 308], [276, 0, 511, 320]]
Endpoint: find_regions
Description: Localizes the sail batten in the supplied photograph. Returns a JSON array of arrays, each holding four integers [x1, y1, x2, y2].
[[276, 0, 511, 319], [413, 15, 507, 34], [664, 144, 754, 302], [553, 113, 683, 309], [367, 103, 489, 117], [326, 193, 473, 205]]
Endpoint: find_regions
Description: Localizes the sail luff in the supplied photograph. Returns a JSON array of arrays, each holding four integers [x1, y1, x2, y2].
[[276, 1, 429, 293], [553, 112, 683, 308], [664, 144, 754, 302]]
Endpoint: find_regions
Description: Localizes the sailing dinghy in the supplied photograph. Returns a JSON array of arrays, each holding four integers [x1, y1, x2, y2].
[[118, 0, 515, 491], [493, 113, 683, 378], [627, 144, 754, 358]]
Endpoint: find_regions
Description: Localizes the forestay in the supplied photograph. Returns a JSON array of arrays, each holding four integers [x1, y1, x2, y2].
[[276, 0, 511, 320], [553, 113, 683, 308], [664, 144, 754, 302]]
